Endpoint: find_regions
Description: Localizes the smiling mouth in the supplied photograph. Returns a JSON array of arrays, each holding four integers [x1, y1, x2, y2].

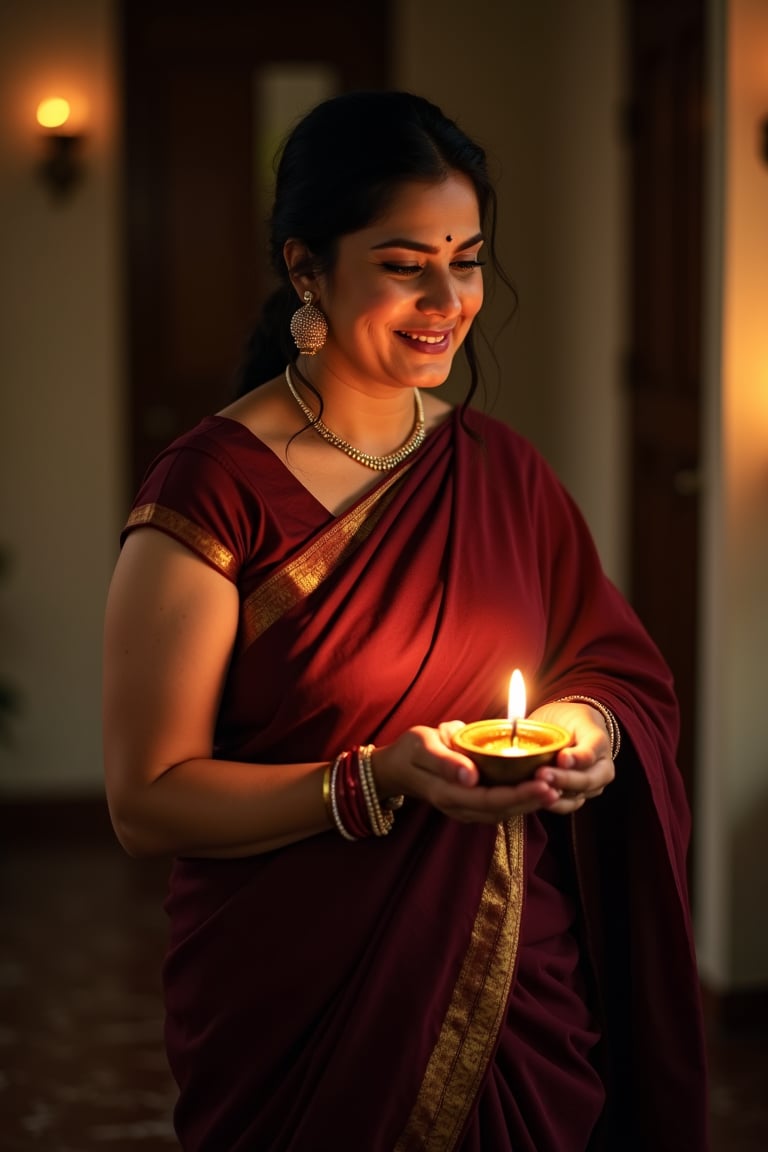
[[396, 330, 451, 344]]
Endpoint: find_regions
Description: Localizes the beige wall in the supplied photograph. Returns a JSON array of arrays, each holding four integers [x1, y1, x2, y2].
[[0, 0, 765, 989], [696, 0, 768, 989], [0, 0, 123, 795]]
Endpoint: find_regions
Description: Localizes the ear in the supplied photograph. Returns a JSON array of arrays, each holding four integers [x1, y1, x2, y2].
[[283, 239, 321, 302]]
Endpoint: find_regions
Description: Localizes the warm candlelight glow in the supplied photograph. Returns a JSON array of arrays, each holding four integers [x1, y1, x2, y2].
[[507, 669, 526, 721]]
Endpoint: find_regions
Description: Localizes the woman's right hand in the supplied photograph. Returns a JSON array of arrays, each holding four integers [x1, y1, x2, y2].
[[371, 723, 564, 825]]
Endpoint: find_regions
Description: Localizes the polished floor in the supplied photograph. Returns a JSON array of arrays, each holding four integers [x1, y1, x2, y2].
[[1, 801, 766, 1151]]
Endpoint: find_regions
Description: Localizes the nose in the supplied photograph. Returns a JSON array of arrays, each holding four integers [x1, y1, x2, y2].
[[416, 268, 462, 317]]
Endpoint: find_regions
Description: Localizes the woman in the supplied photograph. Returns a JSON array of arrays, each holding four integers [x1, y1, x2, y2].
[[103, 91, 708, 1150]]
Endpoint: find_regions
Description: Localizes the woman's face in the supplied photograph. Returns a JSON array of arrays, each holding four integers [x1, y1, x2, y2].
[[315, 172, 485, 396]]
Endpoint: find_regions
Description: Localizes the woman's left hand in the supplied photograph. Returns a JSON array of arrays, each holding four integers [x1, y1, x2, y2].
[[527, 700, 616, 814]]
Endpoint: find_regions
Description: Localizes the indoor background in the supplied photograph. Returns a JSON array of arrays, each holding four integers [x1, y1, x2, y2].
[[0, 0, 766, 1148]]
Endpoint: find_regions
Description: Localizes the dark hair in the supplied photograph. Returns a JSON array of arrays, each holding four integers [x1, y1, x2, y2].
[[235, 89, 514, 405]]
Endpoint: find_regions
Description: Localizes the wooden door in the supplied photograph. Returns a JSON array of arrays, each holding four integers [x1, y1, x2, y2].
[[120, 0, 392, 489], [626, 0, 705, 833]]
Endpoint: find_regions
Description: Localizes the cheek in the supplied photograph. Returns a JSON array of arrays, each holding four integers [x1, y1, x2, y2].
[[340, 283, 398, 322], [464, 282, 484, 319]]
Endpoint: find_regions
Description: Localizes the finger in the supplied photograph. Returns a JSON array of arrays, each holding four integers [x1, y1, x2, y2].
[[438, 777, 563, 820], [560, 781, 607, 798], [414, 728, 478, 786], [544, 794, 588, 815], [448, 790, 562, 823], [536, 760, 614, 795], [437, 720, 467, 747], [544, 781, 608, 813], [584, 785, 605, 799]]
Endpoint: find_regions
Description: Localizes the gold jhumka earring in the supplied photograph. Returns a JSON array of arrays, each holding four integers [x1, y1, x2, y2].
[[289, 291, 328, 354]]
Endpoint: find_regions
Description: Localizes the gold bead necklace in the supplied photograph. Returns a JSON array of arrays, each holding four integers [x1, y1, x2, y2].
[[284, 365, 425, 472]]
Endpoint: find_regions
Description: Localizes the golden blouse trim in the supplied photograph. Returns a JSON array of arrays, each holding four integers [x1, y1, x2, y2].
[[394, 816, 525, 1152], [124, 503, 238, 578], [240, 467, 409, 649]]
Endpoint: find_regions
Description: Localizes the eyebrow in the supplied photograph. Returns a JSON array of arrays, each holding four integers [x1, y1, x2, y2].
[[370, 232, 484, 254]]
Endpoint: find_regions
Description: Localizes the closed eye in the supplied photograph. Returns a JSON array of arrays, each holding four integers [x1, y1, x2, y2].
[[381, 260, 485, 276]]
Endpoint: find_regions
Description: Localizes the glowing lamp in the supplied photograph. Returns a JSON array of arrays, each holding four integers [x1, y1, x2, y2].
[[452, 670, 571, 784], [36, 97, 84, 199]]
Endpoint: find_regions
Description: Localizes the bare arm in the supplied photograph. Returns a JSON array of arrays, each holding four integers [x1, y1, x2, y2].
[[103, 529, 332, 858]]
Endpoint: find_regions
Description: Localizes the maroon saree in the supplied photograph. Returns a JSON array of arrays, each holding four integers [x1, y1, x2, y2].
[[122, 408, 708, 1151]]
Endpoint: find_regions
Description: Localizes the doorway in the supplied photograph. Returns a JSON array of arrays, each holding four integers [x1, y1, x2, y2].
[[120, 0, 392, 489], [626, 0, 705, 859]]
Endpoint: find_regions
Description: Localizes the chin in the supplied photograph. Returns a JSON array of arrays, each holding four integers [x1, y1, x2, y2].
[[415, 363, 456, 389], [417, 374, 452, 391]]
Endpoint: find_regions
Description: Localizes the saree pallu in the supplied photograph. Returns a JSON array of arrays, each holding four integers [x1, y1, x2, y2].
[[123, 408, 708, 1151]]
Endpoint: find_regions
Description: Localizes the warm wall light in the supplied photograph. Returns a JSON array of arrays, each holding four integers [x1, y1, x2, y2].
[[36, 97, 84, 199]]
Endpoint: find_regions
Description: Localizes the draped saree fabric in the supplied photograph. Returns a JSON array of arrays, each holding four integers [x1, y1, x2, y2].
[[122, 408, 709, 1151]]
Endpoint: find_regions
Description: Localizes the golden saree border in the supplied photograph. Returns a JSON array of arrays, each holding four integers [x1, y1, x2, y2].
[[394, 816, 525, 1152], [124, 503, 238, 579], [240, 465, 410, 650]]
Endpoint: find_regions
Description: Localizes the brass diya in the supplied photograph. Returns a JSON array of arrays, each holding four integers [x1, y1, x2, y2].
[[452, 718, 572, 785]]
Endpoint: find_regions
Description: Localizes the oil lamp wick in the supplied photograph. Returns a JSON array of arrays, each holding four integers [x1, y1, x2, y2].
[[510, 717, 518, 748]]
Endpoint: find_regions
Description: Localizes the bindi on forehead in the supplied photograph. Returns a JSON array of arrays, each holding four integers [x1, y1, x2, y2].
[[446, 234, 452, 242], [369, 229, 484, 255]]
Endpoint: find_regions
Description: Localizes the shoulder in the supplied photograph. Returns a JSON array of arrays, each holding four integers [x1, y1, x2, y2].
[[156, 413, 267, 469], [457, 407, 588, 532], [123, 416, 275, 581], [133, 409, 287, 513], [217, 375, 304, 454], [460, 407, 549, 474]]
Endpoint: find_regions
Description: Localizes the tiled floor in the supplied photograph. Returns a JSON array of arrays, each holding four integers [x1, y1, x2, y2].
[[708, 1027, 768, 1152], [1, 802, 766, 1151], [0, 805, 176, 1151]]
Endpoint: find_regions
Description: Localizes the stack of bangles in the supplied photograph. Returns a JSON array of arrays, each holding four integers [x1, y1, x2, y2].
[[553, 695, 621, 760], [322, 745, 404, 840]]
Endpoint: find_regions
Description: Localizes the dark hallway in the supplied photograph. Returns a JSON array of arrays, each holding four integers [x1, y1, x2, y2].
[[1, 803, 766, 1151]]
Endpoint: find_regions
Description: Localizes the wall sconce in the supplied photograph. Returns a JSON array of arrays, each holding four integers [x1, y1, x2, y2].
[[36, 97, 84, 200]]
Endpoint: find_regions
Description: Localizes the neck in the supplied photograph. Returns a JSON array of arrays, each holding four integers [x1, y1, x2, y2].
[[285, 364, 426, 472], [292, 361, 420, 451]]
